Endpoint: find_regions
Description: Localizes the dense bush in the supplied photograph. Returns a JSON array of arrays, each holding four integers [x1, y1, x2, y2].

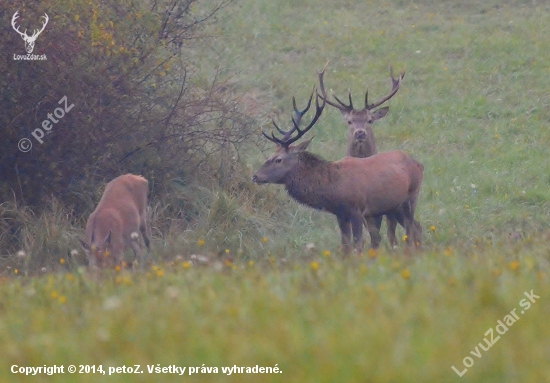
[[0, 0, 266, 256], [0, 0, 257, 211]]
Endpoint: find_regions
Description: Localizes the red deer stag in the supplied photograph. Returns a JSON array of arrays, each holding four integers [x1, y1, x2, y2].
[[80, 174, 150, 268], [318, 63, 422, 248], [252, 86, 423, 254]]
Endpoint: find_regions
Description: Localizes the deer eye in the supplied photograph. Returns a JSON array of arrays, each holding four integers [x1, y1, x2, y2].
[[275, 158, 282, 164], [367, 119, 373, 124], [347, 120, 352, 124]]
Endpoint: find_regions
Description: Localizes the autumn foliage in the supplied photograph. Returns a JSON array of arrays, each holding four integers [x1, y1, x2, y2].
[[0, 0, 253, 214]]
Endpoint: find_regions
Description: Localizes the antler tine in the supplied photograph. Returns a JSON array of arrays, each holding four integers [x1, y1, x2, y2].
[[316, 61, 354, 112], [366, 65, 406, 110], [285, 89, 325, 146], [34, 13, 49, 37], [11, 11, 26, 37], [316, 60, 330, 98], [262, 79, 326, 148], [331, 92, 354, 111], [272, 119, 291, 137], [292, 86, 314, 128], [262, 129, 285, 146]]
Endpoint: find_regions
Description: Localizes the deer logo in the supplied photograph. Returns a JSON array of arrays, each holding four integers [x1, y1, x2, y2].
[[11, 11, 49, 54]]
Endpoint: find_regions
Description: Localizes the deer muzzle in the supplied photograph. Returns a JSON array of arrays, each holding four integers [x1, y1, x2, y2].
[[354, 129, 367, 140]]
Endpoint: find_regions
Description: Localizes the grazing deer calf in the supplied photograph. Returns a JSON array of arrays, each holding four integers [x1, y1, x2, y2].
[[252, 87, 423, 254], [318, 64, 423, 248], [80, 174, 150, 268]]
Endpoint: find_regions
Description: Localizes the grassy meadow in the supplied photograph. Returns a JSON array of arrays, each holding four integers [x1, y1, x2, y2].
[[2, 0, 550, 382]]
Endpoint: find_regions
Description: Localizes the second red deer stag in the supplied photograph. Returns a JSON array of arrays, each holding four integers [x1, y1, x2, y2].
[[252, 86, 423, 254], [319, 63, 405, 158], [318, 63, 423, 248], [80, 174, 150, 268]]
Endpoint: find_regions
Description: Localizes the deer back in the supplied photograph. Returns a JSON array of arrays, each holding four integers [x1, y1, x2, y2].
[[82, 174, 148, 265]]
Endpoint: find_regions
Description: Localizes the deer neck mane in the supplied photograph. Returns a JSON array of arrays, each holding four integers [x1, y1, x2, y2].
[[347, 140, 377, 158], [284, 151, 338, 210]]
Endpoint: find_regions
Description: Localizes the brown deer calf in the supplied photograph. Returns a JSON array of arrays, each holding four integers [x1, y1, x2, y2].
[[253, 88, 423, 254], [80, 174, 150, 267], [318, 63, 422, 248]]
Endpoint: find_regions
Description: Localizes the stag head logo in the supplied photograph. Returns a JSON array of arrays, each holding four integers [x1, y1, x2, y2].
[[11, 11, 49, 54]]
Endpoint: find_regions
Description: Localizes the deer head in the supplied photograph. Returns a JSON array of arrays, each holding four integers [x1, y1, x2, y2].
[[12, 11, 49, 54], [253, 86, 326, 184], [318, 63, 405, 157]]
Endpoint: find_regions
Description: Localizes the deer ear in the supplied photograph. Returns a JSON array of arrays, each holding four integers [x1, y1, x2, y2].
[[292, 136, 314, 152], [371, 106, 389, 121], [103, 231, 112, 245], [338, 109, 349, 117]]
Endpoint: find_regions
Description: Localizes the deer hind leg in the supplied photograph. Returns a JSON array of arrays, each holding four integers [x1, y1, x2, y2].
[[363, 215, 383, 249], [385, 214, 399, 249], [140, 210, 151, 250], [350, 213, 364, 254], [407, 191, 423, 247], [336, 215, 353, 255], [399, 201, 417, 248], [412, 220, 423, 247]]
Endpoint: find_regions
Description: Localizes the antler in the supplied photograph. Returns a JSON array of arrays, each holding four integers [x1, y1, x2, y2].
[[365, 65, 405, 110], [319, 63, 405, 112], [262, 86, 326, 148], [11, 12, 48, 40], [31, 13, 49, 39], [317, 61, 355, 112], [11, 12, 26, 38]]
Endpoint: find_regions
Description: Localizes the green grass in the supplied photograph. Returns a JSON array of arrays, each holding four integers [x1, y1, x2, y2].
[[1, 247, 549, 382], [2, 0, 550, 381]]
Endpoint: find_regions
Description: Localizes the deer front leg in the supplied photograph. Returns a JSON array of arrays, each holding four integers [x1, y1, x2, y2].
[[129, 238, 143, 266], [336, 215, 353, 255]]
